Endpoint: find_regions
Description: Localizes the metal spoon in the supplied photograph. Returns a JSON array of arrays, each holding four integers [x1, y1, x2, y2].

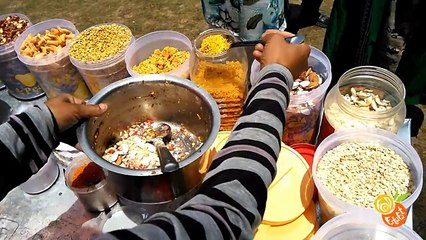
[[230, 35, 305, 48], [149, 123, 179, 173]]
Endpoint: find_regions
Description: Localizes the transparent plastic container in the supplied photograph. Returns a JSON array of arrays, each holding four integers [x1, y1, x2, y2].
[[14, 19, 90, 99], [313, 212, 422, 240], [70, 23, 134, 94], [0, 13, 45, 100], [321, 66, 406, 139], [125, 30, 191, 79], [250, 46, 332, 145], [190, 28, 248, 131], [65, 155, 117, 212], [312, 128, 423, 223]]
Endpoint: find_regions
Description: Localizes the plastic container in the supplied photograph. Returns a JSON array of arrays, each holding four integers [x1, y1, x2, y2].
[[0, 13, 45, 100], [190, 28, 248, 131], [125, 31, 191, 79], [14, 19, 90, 99], [312, 128, 423, 223], [320, 66, 406, 141], [313, 212, 422, 240], [70, 23, 134, 94], [250, 46, 332, 145], [65, 155, 117, 212]]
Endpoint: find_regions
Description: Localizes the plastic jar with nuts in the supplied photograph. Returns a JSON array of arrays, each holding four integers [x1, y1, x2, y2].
[[0, 13, 45, 100], [251, 46, 332, 145], [321, 66, 406, 137], [14, 19, 91, 99]]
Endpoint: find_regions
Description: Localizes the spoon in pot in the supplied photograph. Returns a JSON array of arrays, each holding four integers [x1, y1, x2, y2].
[[149, 123, 179, 173], [229, 35, 305, 48]]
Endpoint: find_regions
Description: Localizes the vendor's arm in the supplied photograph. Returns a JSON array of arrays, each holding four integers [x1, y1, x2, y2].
[[101, 31, 310, 240], [0, 94, 107, 200]]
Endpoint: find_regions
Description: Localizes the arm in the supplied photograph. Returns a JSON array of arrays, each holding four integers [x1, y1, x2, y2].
[[0, 94, 107, 200], [0, 104, 58, 200], [101, 32, 309, 240]]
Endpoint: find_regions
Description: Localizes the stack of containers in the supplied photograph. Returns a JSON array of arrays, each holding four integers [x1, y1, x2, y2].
[[250, 46, 332, 145], [0, 13, 45, 100], [210, 132, 318, 239], [125, 31, 192, 79], [69, 23, 134, 94], [14, 19, 90, 99]]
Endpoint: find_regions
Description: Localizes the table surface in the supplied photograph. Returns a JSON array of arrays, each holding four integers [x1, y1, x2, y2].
[[0, 89, 416, 239]]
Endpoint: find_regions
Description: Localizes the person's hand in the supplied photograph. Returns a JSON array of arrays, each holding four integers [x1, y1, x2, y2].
[[253, 30, 310, 79], [45, 94, 107, 132]]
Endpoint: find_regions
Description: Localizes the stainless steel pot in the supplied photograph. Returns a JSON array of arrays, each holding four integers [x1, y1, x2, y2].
[[78, 75, 220, 203]]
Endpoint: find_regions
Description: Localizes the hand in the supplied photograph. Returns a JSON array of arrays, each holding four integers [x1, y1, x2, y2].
[[45, 94, 107, 132], [253, 30, 310, 79]]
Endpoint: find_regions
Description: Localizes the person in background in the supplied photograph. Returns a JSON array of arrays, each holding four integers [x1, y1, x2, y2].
[[201, 0, 287, 40], [323, 0, 425, 136], [0, 31, 310, 239], [286, 0, 330, 33]]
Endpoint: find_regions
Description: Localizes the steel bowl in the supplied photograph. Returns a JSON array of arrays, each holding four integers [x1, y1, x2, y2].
[[78, 74, 220, 203]]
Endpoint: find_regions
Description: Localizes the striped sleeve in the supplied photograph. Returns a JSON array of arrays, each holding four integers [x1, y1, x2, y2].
[[99, 64, 293, 240], [0, 104, 59, 200]]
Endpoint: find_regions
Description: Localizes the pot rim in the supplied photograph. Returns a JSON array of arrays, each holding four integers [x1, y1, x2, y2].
[[78, 74, 220, 176]]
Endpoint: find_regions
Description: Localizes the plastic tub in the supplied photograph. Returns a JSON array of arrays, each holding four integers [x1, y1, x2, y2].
[[70, 23, 134, 94], [0, 13, 45, 100], [14, 19, 90, 99], [65, 155, 117, 212], [125, 31, 191, 79], [313, 212, 422, 240], [250, 46, 332, 145], [312, 128, 423, 223]]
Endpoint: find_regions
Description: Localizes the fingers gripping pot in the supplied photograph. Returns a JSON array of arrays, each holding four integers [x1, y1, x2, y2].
[[78, 75, 220, 205]]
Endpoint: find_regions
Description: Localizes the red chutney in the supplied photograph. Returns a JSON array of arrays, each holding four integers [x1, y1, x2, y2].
[[71, 162, 105, 188]]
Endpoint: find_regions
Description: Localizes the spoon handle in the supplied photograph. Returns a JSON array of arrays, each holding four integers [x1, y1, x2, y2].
[[230, 35, 305, 48]]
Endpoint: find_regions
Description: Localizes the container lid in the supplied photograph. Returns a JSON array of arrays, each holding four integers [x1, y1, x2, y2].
[[211, 131, 314, 225], [290, 143, 316, 169], [254, 201, 317, 240], [313, 212, 422, 240], [100, 206, 148, 233]]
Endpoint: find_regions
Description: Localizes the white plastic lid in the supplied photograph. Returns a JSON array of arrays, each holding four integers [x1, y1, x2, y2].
[[313, 212, 422, 240]]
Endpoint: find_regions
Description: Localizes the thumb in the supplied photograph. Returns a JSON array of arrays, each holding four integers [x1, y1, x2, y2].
[[75, 103, 108, 119]]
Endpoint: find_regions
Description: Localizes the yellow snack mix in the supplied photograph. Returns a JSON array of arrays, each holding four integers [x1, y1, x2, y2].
[[70, 24, 132, 63], [133, 47, 189, 74], [199, 34, 230, 55]]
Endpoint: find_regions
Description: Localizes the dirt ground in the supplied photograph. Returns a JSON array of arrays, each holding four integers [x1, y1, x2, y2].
[[1, 0, 425, 237]]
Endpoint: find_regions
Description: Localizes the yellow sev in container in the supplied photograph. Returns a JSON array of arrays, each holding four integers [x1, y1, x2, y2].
[[199, 35, 230, 55], [192, 60, 245, 131], [133, 47, 189, 74]]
